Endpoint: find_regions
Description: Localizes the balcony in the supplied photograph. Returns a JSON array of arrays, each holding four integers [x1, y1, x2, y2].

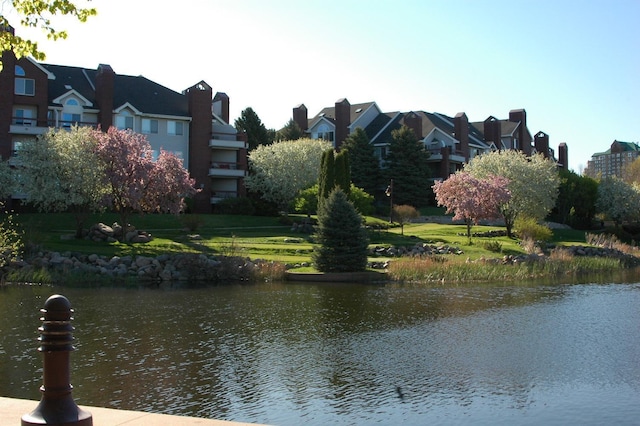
[[9, 117, 98, 135], [210, 190, 238, 204], [208, 162, 246, 178], [209, 132, 248, 150]]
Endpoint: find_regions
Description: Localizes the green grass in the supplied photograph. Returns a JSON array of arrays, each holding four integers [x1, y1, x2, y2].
[[13, 211, 575, 265]]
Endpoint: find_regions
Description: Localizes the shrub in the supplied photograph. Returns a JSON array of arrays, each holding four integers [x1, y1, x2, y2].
[[294, 183, 375, 216], [482, 240, 503, 253], [515, 216, 552, 241], [181, 214, 205, 232], [216, 197, 255, 215]]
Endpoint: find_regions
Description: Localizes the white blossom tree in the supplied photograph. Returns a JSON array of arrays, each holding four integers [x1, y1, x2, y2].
[[245, 138, 332, 211], [464, 150, 560, 237], [596, 177, 640, 227], [18, 126, 107, 237]]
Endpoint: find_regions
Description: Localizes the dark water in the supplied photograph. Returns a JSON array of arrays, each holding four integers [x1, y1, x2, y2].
[[1, 278, 639, 426]]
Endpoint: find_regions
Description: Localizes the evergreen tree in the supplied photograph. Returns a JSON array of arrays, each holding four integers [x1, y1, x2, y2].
[[384, 125, 432, 207], [234, 107, 272, 150], [313, 188, 369, 272], [276, 119, 305, 141], [341, 127, 381, 195], [334, 150, 351, 196], [318, 149, 335, 206]]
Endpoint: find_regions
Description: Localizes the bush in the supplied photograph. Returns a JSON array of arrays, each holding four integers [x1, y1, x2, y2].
[[294, 183, 375, 216], [216, 197, 255, 215], [181, 214, 205, 232], [515, 216, 552, 242], [482, 240, 503, 253]]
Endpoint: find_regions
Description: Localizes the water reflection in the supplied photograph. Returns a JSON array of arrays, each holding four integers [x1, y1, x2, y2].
[[1, 279, 639, 425]]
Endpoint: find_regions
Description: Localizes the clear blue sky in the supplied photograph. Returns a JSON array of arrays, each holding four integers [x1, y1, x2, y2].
[[7, 0, 639, 172]]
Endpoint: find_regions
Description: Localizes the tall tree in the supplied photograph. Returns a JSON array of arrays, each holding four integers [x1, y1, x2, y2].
[[244, 138, 331, 211], [0, 0, 96, 69], [383, 125, 432, 207], [18, 126, 106, 237], [341, 127, 380, 195], [596, 177, 640, 227], [312, 188, 369, 272], [622, 157, 640, 185], [432, 171, 511, 240], [318, 149, 335, 204], [276, 119, 304, 141], [94, 127, 196, 238], [234, 107, 271, 150], [465, 150, 560, 237], [552, 169, 598, 229], [334, 150, 351, 196]]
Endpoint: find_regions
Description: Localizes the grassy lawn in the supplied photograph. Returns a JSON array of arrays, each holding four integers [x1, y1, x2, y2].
[[12, 212, 592, 267]]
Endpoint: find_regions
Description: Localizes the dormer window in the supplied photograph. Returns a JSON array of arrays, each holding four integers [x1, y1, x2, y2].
[[15, 65, 35, 96]]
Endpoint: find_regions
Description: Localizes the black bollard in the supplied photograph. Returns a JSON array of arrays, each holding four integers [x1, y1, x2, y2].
[[22, 294, 93, 426]]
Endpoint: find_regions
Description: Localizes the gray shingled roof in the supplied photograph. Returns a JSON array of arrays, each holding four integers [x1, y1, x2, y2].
[[42, 64, 190, 117]]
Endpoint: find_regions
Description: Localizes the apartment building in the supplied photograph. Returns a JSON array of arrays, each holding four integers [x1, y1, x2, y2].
[[585, 140, 640, 179], [293, 98, 569, 180], [0, 53, 247, 213]]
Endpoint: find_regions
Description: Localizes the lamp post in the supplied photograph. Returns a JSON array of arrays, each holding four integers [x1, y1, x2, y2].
[[385, 179, 394, 223]]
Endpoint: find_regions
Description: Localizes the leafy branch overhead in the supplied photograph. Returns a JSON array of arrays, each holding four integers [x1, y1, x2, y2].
[[0, 0, 96, 68]]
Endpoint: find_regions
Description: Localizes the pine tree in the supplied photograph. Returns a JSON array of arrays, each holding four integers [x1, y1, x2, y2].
[[384, 125, 432, 207], [341, 127, 381, 195], [318, 149, 335, 207], [276, 119, 304, 141], [313, 189, 369, 272], [234, 107, 272, 150]]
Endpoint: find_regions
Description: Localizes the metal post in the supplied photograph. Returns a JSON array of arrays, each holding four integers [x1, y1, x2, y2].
[[22, 294, 93, 426]]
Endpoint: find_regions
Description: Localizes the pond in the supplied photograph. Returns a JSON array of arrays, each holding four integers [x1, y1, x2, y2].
[[1, 276, 639, 425]]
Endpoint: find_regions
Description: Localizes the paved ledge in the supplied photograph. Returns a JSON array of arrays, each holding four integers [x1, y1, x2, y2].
[[0, 397, 267, 426]]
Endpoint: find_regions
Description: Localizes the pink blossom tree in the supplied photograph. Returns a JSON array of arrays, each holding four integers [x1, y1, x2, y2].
[[94, 127, 197, 239], [432, 171, 511, 241]]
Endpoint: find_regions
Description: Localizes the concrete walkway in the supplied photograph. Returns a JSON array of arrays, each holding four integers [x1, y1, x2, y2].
[[0, 397, 267, 425]]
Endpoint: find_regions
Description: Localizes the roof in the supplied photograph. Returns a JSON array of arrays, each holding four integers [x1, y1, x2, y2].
[[592, 140, 640, 157], [308, 101, 376, 128], [42, 64, 190, 117]]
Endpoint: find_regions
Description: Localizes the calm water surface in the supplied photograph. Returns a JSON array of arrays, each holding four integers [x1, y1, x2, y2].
[[1, 278, 639, 426]]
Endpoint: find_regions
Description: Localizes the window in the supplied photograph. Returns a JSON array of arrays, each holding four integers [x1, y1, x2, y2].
[[116, 113, 134, 130], [15, 78, 35, 96], [62, 113, 81, 127], [168, 121, 184, 135], [14, 109, 34, 126], [142, 119, 159, 134]]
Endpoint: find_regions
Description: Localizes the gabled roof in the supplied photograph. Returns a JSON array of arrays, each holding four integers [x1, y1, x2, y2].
[[470, 119, 519, 138], [42, 64, 190, 117], [593, 140, 640, 156], [371, 110, 488, 148], [308, 101, 376, 129]]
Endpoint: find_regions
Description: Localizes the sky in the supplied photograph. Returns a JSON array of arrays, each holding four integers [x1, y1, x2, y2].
[[5, 0, 639, 172]]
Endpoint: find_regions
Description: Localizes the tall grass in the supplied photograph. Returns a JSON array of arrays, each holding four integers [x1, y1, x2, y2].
[[386, 251, 623, 284]]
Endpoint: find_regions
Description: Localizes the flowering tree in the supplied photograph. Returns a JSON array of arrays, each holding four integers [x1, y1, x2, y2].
[[464, 150, 559, 237], [18, 126, 107, 237], [432, 171, 511, 240], [94, 127, 196, 238], [596, 177, 640, 227], [245, 138, 332, 211]]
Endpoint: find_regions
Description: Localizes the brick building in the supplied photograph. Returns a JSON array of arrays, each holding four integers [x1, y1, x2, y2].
[[0, 53, 247, 213], [585, 140, 640, 179], [292, 98, 569, 180]]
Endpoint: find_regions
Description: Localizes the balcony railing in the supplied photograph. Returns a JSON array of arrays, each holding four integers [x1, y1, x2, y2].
[[208, 162, 246, 177], [9, 117, 99, 133]]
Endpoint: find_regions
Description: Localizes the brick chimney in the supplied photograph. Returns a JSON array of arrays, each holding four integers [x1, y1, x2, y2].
[[454, 112, 469, 161], [403, 112, 423, 140], [483, 116, 502, 148], [95, 64, 114, 131], [212, 92, 229, 124], [509, 108, 530, 155], [334, 98, 350, 150], [293, 104, 308, 131], [0, 47, 16, 159], [558, 142, 568, 170], [186, 81, 213, 213], [534, 131, 550, 158]]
